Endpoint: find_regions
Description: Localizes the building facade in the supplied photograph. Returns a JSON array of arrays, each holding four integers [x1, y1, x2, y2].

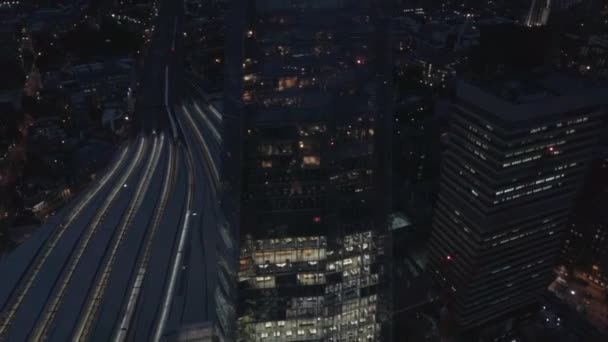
[[524, 0, 585, 27], [562, 156, 608, 289], [523, 0, 552, 27], [221, 1, 392, 341], [428, 77, 607, 331]]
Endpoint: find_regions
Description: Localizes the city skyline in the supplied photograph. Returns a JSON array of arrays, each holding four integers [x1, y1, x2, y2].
[[0, 0, 607, 341]]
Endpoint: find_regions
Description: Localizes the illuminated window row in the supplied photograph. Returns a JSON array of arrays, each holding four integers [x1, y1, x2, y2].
[[252, 248, 327, 265], [251, 236, 327, 251], [495, 174, 565, 195], [495, 185, 554, 204], [506, 141, 566, 158], [490, 223, 558, 248], [529, 126, 547, 134], [327, 254, 372, 271], [502, 154, 541, 168], [485, 218, 555, 242], [554, 162, 577, 171]]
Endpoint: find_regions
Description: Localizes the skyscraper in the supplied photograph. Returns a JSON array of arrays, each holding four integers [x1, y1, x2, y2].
[[428, 76, 607, 332], [562, 157, 608, 288], [221, 1, 392, 341], [523, 0, 584, 26], [524, 0, 552, 27]]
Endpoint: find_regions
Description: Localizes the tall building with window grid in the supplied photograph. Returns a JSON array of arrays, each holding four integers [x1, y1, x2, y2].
[[523, 0, 584, 27], [524, 0, 552, 27], [428, 76, 607, 331], [220, 1, 392, 341]]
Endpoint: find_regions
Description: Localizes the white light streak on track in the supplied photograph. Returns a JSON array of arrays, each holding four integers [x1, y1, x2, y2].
[[113, 142, 176, 342], [207, 103, 223, 123], [153, 210, 191, 342], [180, 104, 220, 190], [153, 24, 198, 337], [152, 144, 194, 342], [72, 135, 164, 341], [190, 102, 222, 143], [187, 80, 222, 123], [29, 137, 148, 341], [0, 144, 132, 338]]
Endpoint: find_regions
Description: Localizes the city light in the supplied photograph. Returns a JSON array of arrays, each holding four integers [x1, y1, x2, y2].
[[3, 1, 607, 341]]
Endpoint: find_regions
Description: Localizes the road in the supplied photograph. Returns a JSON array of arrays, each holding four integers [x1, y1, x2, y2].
[[0, 0, 221, 339], [549, 270, 608, 335]]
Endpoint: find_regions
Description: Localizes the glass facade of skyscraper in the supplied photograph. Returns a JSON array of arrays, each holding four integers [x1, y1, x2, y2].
[[220, 1, 392, 341]]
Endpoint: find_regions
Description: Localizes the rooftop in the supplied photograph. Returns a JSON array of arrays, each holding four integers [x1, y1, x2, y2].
[[457, 74, 608, 123], [70, 59, 133, 80]]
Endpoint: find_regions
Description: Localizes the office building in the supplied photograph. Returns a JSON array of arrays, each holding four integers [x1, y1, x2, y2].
[[428, 75, 608, 332], [221, 1, 392, 341], [524, 0, 584, 27], [562, 157, 608, 288], [524, 0, 552, 27]]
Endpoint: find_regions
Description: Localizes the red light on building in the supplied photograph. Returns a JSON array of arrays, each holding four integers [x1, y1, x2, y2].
[[445, 255, 452, 261], [313, 216, 321, 223], [548, 146, 555, 153], [356, 58, 363, 65]]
